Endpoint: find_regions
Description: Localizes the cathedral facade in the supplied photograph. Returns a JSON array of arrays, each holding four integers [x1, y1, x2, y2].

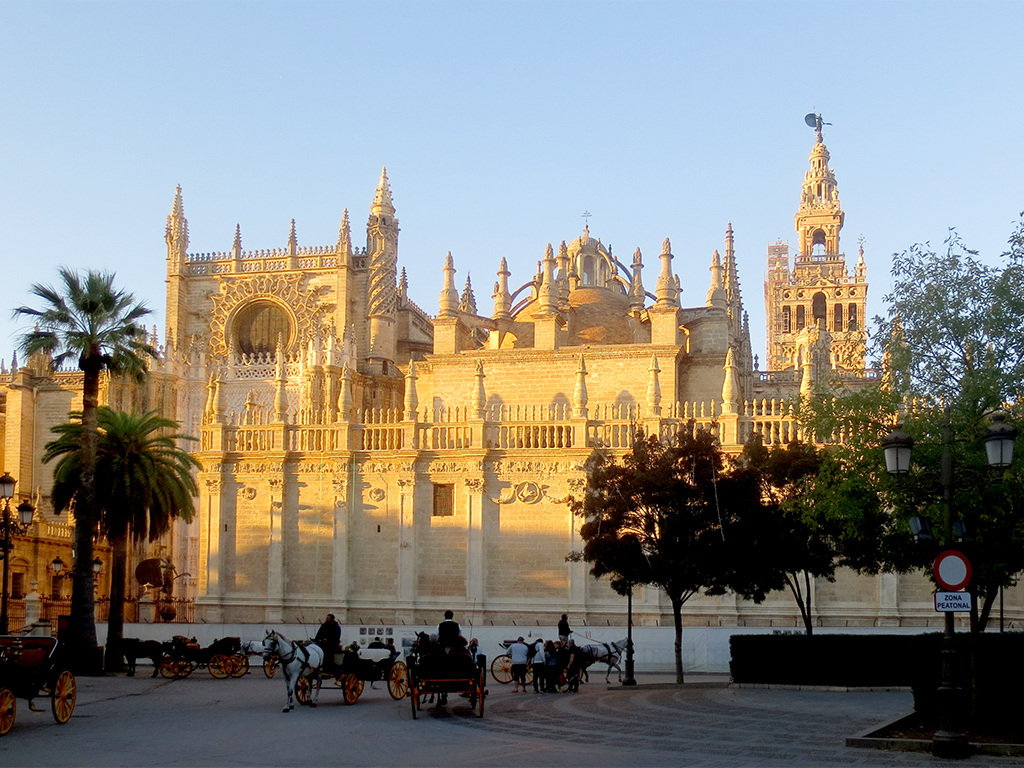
[[4, 130, 1015, 631]]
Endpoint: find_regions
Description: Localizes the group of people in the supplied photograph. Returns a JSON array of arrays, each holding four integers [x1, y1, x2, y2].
[[507, 614, 581, 693], [314, 609, 583, 692]]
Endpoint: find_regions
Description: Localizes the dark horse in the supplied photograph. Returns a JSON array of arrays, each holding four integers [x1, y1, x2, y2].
[[122, 638, 167, 677]]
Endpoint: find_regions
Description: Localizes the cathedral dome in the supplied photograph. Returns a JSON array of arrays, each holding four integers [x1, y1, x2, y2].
[[512, 286, 635, 347]]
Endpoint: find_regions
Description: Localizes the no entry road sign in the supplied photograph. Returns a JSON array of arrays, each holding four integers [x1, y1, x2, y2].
[[933, 550, 971, 591]]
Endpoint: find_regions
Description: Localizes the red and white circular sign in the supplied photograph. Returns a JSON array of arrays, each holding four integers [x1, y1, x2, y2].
[[933, 550, 972, 591]]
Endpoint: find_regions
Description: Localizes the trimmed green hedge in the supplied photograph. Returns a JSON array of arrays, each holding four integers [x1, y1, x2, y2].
[[730, 632, 1024, 730]]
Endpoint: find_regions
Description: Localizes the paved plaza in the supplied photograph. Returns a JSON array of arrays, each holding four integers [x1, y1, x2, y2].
[[2, 667, 1023, 767]]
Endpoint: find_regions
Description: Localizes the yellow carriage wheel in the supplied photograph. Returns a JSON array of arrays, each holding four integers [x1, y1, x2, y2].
[[0, 688, 16, 736], [51, 670, 76, 724]]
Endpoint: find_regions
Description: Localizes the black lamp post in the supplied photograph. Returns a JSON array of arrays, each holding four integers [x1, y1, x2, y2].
[[1, 472, 36, 634], [882, 410, 1017, 759]]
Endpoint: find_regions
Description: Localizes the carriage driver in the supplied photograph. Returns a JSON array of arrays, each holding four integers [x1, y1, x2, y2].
[[314, 613, 342, 670], [437, 609, 463, 650]]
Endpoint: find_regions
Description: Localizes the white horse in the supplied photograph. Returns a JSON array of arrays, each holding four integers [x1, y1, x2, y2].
[[577, 638, 629, 683], [263, 630, 324, 712]]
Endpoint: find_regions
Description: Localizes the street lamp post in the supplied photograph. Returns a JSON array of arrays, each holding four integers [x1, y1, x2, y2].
[[1, 472, 37, 634], [882, 410, 1017, 760]]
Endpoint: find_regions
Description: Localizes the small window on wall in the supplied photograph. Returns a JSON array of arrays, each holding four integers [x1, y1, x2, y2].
[[796, 305, 806, 330], [11, 572, 25, 600], [782, 306, 791, 332], [433, 484, 455, 517], [834, 303, 844, 332], [848, 304, 858, 330]]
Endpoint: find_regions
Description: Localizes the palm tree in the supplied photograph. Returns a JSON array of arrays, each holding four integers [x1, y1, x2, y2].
[[14, 268, 153, 671], [45, 408, 199, 672]]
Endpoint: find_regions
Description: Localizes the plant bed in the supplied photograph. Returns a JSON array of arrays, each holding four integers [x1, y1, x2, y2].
[[848, 712, 1024, 757]]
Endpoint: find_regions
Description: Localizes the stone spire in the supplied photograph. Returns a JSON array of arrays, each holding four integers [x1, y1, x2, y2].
[[722, 223, 743, 321], [537, 243, 558, 314], [371, 166, 395, 216], [655, 238, 678, 307], [856, 235, 867, 278], [647, 354, 662, 416], [165, 185, 189, 260], [232, 224, 242, 259], [556, 241, 570, 305], [492, 258, 512, 321], [721, 347, 739, 415], [796, 132, 843, 256], [338, 363, 353, 421], [287, 219, 297, 257], [573, 354, 589, 419], [398, 267, 408, 299], [706, 250, 726, 308], [404, 359, 418, 421], [459, 274, 478, 315], [367, 169, 399, 365], [438, 252, 459, 318], [274, 333, 288, 423], [472, 360, 486, 419], [629, 247, 645, 312], [337, 208, 352, 265]]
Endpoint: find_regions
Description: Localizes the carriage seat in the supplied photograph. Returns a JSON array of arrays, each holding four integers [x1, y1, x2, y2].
[[0, 636, 56, 668]]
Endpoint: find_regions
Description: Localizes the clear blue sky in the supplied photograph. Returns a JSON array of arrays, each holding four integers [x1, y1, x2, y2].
[[2, 1, 1022, 368]]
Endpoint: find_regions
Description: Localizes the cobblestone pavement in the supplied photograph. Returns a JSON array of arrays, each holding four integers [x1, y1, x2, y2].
[[2, 669, 1022, 767]]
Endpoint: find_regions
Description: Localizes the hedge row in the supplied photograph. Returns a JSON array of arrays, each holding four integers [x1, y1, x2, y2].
[[729, 632, 1024, 729]]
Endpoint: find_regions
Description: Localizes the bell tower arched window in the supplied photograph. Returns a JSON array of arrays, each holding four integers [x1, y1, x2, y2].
[[834, 303, 843, 332], [811, 229, 827, 256], [812, 292, 827, 326]]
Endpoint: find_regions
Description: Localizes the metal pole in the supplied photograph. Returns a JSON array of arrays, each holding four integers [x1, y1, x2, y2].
[[1, 499, 10, 634], [623, 583, 636, 685], [933, 408, 969, 759]]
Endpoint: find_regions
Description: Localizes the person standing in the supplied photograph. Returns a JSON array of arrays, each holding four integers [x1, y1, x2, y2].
[[558, 613, 571, 643], [508, 636, 530, 693], [544, 640, 559, 693], [531, 637, 546, 692]]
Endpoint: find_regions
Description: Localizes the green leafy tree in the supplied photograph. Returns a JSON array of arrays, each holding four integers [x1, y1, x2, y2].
[[732, 438, 837, 635], [571, 429, 769, 682], [13, 269, 153, 670], [44, 408, 199, 672], [805, 215, 1024, 632]]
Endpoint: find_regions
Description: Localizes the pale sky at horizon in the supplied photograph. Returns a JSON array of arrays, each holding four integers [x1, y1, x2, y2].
[[2, 1, 1022, 369]]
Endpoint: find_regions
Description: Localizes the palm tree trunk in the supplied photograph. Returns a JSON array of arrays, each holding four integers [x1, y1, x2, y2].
[[69, 363, 101, 674], [104, 534, 128, 673]]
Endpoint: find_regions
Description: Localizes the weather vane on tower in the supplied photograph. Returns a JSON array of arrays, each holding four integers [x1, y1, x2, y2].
[[804, 112, 831, 143]]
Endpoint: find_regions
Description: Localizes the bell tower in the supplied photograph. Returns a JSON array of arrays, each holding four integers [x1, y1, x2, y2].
[[765, 117, 868, 373]]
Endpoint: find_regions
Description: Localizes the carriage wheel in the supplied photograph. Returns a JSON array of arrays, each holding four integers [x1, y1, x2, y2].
[[387, 661, 409, 700], [177, 660, 197, 679], [158, 658, 180, 679], [342, 673, 361, 705], [295, 676, 310, 705], [524, 663, 534, 685], [490, 654, 513, 684], [263, 656, 277, 678], [209, 654, 231, 679], [51, 670, 76, 724], [229, 655, 249, 678], [0, 688, 15, 736]]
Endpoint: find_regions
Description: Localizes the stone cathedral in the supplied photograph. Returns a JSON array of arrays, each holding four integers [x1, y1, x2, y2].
[[7, 128, 1004, 631]]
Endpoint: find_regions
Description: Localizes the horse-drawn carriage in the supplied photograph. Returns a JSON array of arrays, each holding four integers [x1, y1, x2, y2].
[[157, 635, 248, 679], [406, 633, 486, 719], [0, 635, 76, 736], [295, 642, 409, 705]]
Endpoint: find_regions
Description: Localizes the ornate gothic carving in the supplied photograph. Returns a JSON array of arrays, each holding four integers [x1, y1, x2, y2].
[[208, 273, 329, 357]]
